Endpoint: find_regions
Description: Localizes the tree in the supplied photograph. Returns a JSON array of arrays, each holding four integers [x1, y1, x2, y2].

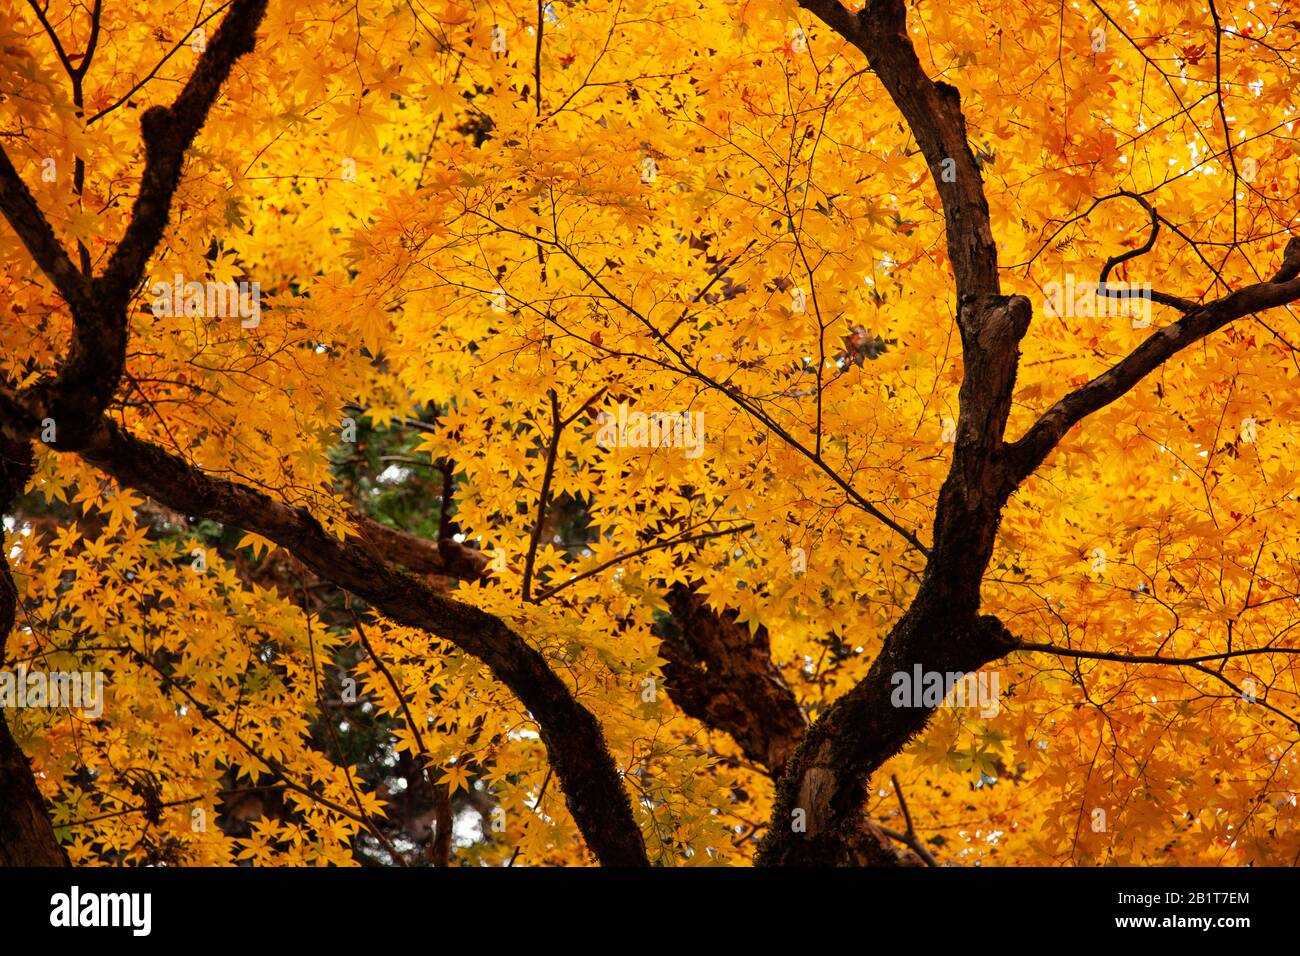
[[3, 0, 1300, 867]]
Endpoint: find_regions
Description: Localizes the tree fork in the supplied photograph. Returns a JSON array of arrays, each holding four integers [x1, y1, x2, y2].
[[757, 294, 1031, 866]]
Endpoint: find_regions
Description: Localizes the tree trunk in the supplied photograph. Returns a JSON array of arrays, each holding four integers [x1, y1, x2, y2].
[[756, 295, 1030, 866], [0, 438, 69, 866], [0, 711, 69, 866]]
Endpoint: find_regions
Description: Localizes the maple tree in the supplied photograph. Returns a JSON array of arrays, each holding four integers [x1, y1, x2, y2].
[[3, 0, 1300, 868]]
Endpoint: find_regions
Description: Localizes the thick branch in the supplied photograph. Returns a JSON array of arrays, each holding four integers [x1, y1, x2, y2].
[[350, 509, 489, 581], [660, 585, 932, 865], [658, 584, 807, 777], [0, 149, 90, 312], [803, 0, 999, 295], [757, 610, 1018, 865], [95, 0, 268, 305], [67, 417, 647, 866], [753, 0, 1026, 867]]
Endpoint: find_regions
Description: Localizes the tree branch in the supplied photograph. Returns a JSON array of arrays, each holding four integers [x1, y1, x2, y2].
[[0, 148, 91, 312], [1007, 237, 1300, 483], [95, 0, 269, 306], [756, 0, 1030, 867], [657, 584, 807, 777], [66, 416, 648, 866], [801, 0, 999, 296]]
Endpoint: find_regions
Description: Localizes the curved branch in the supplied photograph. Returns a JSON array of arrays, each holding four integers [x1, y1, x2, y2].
[[1007, 237, 1300, 484], [95, 0, 267, 305], [0, 148, 90, 312], [65, 416, 649, 866], [802, 0, 999, 296], [1095, 192, 1200, 311]]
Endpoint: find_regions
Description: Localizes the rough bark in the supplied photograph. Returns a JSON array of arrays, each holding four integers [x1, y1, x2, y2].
[[753, 0, 1039, 863], [658, 584, 808, 777], [755, 603, 1018, 865]]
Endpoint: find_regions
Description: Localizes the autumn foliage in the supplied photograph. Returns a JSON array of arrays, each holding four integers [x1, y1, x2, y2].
[[3, 0, 1300, 867]]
